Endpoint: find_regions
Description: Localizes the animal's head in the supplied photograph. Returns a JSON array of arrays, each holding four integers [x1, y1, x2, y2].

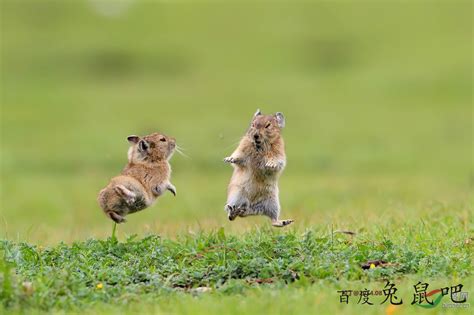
[[246, 109, 285, 150], [127, 132, 176, 163]]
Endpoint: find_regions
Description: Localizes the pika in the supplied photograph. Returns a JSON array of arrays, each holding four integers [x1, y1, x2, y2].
[[224, 109, 293, 227], [98, 133, 177, 223]]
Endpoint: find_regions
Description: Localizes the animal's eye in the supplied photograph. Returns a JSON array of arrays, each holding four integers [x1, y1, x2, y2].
[[160, 138, 166, 142], [265, 123, 271, 128]]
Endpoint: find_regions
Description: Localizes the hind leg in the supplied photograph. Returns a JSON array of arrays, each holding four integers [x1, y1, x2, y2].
[[226, 204, 249, 221], [268, 199, 294, 227], [225, 187, 249, 221], [248, 197, 293, 227]]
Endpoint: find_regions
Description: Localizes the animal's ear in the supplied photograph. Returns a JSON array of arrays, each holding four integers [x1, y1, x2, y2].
[[275, 112, 285, 128], [127, 135, 140, 144], [253, 109, 262, 118], [138, 139, 149, 152]]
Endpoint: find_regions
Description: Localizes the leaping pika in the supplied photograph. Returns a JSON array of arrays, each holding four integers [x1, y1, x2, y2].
[[98, 133, 177, 223], [224, 109, 293, 227]]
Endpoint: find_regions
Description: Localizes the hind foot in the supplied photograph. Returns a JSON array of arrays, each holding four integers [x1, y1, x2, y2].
[[271, 219, 294, 227], [226, 204, 246, 221], [107, 211, 126, 224]]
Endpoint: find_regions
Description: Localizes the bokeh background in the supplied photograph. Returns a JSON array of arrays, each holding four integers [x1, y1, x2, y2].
[[1, 0, 472, 243]]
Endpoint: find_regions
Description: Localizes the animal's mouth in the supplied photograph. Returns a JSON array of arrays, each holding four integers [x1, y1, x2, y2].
[[254, 140, 262, 150]]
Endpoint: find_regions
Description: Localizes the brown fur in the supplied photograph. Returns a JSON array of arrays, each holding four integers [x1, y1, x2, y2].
[[98, 133, 177, 223], [224, 110, 293, 227]]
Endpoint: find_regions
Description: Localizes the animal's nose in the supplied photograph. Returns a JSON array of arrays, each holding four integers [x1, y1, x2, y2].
[[254, 134, 260, 140]]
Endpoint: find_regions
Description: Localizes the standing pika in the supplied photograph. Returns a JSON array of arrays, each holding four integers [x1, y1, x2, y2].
[[98, 133, 177, 223], [224, 109, 293, 227]]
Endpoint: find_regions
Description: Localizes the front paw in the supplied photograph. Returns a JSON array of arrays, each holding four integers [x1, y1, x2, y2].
[[114, 185, 136, 205], [167, 184, 177, 196], [224, 156, 235, 163], [224, 156, 242, 164], [265, 160, 283, 170]]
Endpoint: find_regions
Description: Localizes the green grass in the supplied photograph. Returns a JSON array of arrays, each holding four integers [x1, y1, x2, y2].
[[1, 0, 473, 313], [1, 226, 472, 313]]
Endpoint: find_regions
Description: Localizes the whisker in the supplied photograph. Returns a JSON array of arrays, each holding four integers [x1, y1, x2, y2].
[[176, 144, 187, 151], [175, 146, 190, 159]]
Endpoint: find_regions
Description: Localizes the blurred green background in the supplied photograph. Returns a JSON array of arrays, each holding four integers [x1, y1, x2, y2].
[[1, 0, 472, 243]]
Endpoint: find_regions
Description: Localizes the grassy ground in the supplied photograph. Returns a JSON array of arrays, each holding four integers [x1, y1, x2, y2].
[[1, 0, 473, 314], [2, 228, 473, 314]]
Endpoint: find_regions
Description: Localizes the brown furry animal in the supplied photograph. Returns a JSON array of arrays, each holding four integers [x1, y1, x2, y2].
[[98, 133, 177, 223], [224, 109, 293, 227]]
